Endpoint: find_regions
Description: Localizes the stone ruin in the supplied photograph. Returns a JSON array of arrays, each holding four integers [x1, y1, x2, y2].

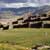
[[0, 13, 50, 30]]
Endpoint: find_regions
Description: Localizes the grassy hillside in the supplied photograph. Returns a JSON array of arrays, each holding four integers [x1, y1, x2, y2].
[[0, 28, 50, 48]]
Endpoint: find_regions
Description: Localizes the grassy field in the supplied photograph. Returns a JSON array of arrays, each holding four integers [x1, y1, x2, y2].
[[0, 28, 50, 50]]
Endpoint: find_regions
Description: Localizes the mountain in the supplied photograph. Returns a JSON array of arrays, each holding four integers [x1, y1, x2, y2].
[[0, 7, 38, 15], [34, 5, 50, 14], [0, 5, 50, 15], [0, 5, 50, 19]]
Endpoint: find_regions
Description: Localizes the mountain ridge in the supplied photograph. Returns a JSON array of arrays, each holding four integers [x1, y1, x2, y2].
[[0, 5, 50, 19]]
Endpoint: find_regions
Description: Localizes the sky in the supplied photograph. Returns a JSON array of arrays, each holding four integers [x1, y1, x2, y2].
[[0, 0, 50, 3], [0, 0, 50, 8]]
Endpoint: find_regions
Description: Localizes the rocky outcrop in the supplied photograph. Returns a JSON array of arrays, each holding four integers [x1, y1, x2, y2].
[[32, 45, 50, 50]]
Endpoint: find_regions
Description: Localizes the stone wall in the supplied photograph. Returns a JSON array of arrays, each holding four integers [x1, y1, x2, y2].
[[0, 13, 50, 30]]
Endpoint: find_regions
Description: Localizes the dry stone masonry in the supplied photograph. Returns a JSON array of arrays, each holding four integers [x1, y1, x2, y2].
[[0, 13, 50, 30]]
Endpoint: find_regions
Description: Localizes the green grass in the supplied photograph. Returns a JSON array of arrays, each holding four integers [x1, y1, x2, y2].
[[0, 28, 50, 48]]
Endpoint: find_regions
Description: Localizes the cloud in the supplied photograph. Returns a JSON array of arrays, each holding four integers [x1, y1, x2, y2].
[[0, 3, 40, 8], [0, 0, 50, 8]]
